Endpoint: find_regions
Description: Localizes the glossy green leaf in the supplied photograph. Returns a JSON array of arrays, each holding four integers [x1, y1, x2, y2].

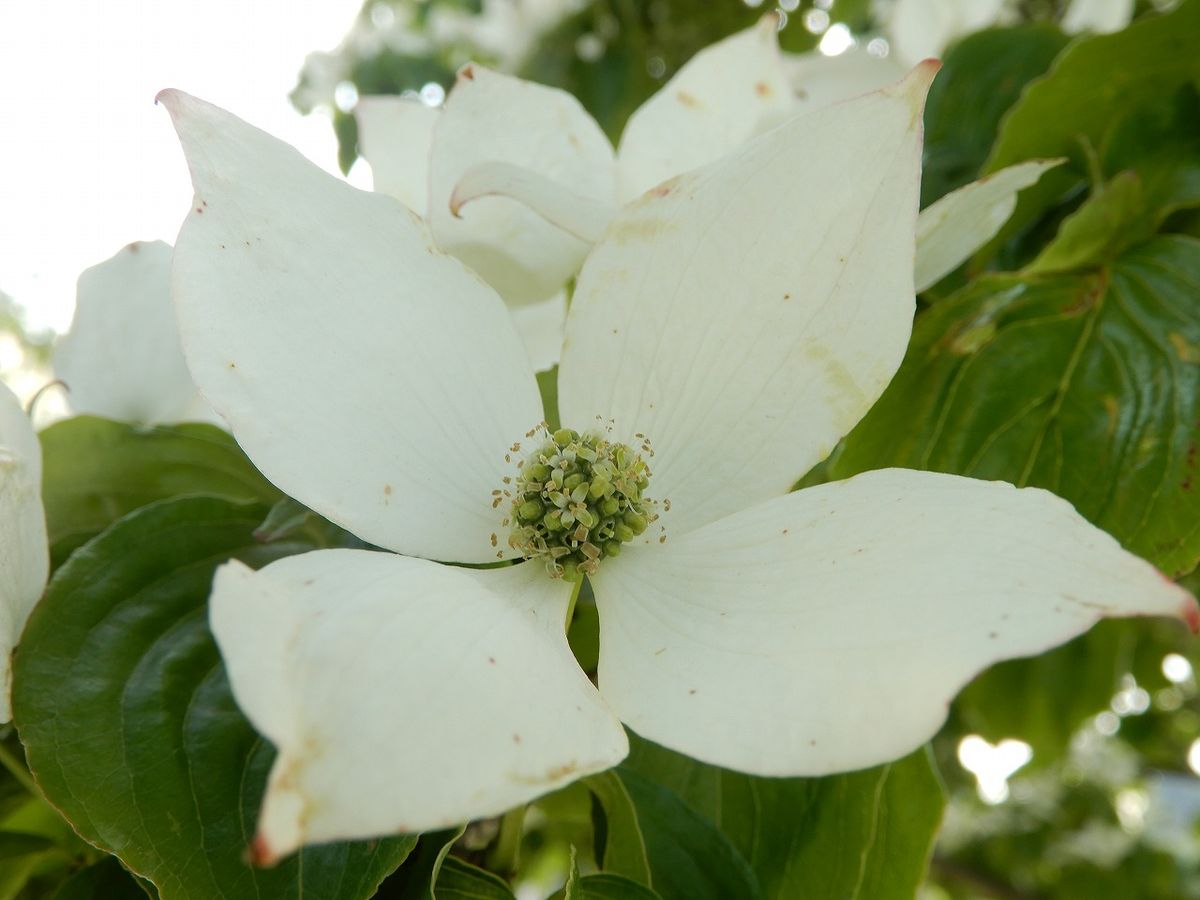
[[1102, 83, 1200, 230], [38, 417, 279, 567], [829, 235, 1200, 577], [624, 738, 942, 900], [13, 496, 415, 899], [921, 25, 1069, 207], [981, 0, 1200, 255], [1025, 171, 1147, 276], [614, 768, 761, 900], [582, 773, 651, 886]]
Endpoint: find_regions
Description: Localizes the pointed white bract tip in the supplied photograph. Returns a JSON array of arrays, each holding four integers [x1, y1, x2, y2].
[[756, 10, 781, 35], [1178, 593, 1199, 634], [890, 58, 941, 96], [155, 87, 183, 111], [248, 833, 282, 868]]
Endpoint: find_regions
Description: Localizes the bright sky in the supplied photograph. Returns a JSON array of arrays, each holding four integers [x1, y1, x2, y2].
[[0, 0, 365, 334]]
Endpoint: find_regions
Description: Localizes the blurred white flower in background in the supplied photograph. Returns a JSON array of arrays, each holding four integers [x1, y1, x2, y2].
[[0, 381, 47, 723], [54, 242, 220, 426]]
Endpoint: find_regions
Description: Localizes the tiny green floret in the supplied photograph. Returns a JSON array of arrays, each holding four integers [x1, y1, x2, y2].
[[508, 427, 657, 580]]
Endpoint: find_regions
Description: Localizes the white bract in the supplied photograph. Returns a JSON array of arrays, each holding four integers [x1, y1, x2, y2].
[[358, 17, 1057, 377], [888, 0, 1135, 65], [54, 242, 219, 425], [0, 381, 48, 722], [160, 60, 1196, 864]]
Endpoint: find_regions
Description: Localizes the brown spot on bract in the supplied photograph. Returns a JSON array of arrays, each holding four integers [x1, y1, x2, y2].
[[302, 579, 314, 586], [512, 733, 522, 744], [384, 484, 393, 495], [195, 207, 203, 214], [755, 81, 772, 98], [676, 90, 699, 107], [461, 64, 475, 80], [488, 656, 496, 664], [545, 761, 578, 780], [688, 688, 697, 695], [781, 528, 789, 535], [783, 293, 791, 300], [989, 631, 998, 639]]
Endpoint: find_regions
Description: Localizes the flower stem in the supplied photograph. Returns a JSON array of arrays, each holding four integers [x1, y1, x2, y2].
[[486, 804, 526, 877]]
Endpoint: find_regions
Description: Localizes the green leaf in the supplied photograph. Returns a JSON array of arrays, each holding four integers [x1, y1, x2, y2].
[[830, 235, 1200, 577], [433, 858, 515, 899], [614, 768, 761, 900], [49, 857, 154, 900], [623, 738, 942, 900], [563, 846, 661, 900], [1102, 83, 1200, 231], [39, 417, 279, 567], [565, 874, 661, 900], [921, 25, 1069, 207], [13, 495, 414, 899], [1024, 171, 1148, 276], [582, 773, 651, 886], [980, 0, 1200, 256]]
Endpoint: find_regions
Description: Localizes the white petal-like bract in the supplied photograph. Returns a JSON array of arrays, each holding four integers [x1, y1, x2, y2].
[[210, 551, 627, 863], [616, 17, 793, 203], [54, 241, 213, 424], [592, 468, 1197, 776], [915, 159, 1064, 291], [512, 290, 568, 373], [428, 66, 616, 306], [559, 64, 934, 537], [1062, 0, 1135, 33], [355, 96, 440, 214], [161, 90, 542, 564], [785, 47, 907, 114], [0, 382, 48, 723]]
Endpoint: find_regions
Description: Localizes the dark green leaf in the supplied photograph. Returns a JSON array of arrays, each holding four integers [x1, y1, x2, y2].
[[830, 236, 1200, 577], [39, 417, 278, 567], [565, 874, 661, 900], [921, 25, 1069, 207], [981, 0, 1200, 256], [13, 496, 414, 899], [624, 738, 942, 900], [614, 768, 761, 900], [563, 846, 661, 900], [1102, 83, 1200, 231], [49, 857, 154, 900], [582, 773, 651, 886], [1025, 170, 1148, 275], [434, 858, 515, 899]]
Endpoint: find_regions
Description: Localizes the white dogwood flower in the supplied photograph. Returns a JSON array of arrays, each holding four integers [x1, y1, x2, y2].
[[358, 18, 1058, 373], [159, 61, 1195, 864], [54, 242, 219, 425], [0, 381, 48, 722]]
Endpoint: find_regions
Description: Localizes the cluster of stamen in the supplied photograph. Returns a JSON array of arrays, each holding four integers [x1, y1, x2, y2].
[[506, 426, 657, 580]]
